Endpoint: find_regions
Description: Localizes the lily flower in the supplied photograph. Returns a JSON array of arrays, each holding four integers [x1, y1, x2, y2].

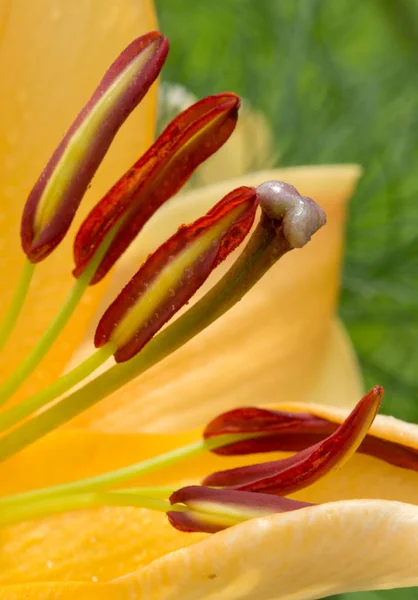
[[1, 3, 417, 600]]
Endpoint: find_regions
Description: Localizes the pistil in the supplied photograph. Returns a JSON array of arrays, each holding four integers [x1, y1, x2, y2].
[[0, 181, 325, 461]]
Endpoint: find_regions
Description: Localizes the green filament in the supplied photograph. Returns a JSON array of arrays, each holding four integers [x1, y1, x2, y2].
[[0, 229, 115, 406], [0, 343, 116, 433], [0, 490, 183, 527], [0, 220, 287, 461], [0, 433, 250, 508], [0, 260, 35, 353]]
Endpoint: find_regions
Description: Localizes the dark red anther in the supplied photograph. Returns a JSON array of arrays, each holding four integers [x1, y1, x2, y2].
[[167, 486, 312, 534], [73, 93, 241, 283], [203, 387, 383, 495], [21, 32, 168, 262], [95, 186, 258, 362], [203, 397, 418, 473]]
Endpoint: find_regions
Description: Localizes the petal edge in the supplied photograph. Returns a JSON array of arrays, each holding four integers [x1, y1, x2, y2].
[[115, 500, 418, 599]]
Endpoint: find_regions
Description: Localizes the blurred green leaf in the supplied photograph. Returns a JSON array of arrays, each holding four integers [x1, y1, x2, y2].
[[334, 590, 418, 600]]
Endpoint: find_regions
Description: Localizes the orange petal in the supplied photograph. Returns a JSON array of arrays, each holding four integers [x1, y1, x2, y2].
[[0, 583, 119, 599], [0, 505, 203, 585], [67, 165, 363, 433], [0, 0, 157, 402], [0, 429, 203, 584]]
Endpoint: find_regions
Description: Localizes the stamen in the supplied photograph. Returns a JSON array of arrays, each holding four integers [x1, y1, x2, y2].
[[0, 229, 116, 405], [0, 433, 259, 516], [168, 486, 312, 533], [203, 404, 418, 472], [204, 406, 332, 455], [0, 490, 181, 528], [0, 34, 168, 403], [21, 32, 168, 262], [0, 97, 240, 403], [202, 387, 383, 494], [0, 187, 256, 429], [1, 30, 370, 539]]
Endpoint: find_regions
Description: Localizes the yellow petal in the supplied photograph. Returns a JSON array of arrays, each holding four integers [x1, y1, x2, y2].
[[1, 501, 417, 598], [0, 0, 157, 402], [304, 317, 364, 406], [0, 430, 205, 584], [0, 506, 204, 585], [68, 165, 363, 433], [0, 582, 119, 600]]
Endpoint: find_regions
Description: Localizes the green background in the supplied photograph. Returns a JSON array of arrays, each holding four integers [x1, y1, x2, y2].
[[157, 1, 418, 598]]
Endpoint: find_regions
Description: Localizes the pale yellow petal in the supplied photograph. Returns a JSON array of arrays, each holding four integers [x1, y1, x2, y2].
[[305, 317, 364, 406], [0, 0, 157, 402], [2, 502, 418, 598], [67, 165, 363, 433], [113, 500, 418, 599]]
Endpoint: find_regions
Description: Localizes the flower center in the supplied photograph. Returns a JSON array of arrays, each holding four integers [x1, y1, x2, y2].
[[0, 31, 413, 535]]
